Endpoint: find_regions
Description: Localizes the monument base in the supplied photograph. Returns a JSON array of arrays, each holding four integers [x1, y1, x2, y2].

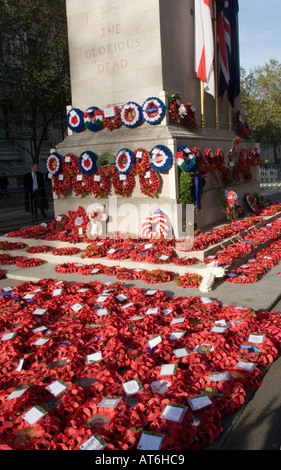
[[54, 120, 260, 237]]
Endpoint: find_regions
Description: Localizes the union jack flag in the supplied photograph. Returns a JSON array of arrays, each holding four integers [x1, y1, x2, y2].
[[217, 0, 231, 98]]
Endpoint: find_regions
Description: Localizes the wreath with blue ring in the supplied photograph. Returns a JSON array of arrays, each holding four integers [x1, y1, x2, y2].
[[46, 152, 62, 176], [84, 106, 104, 132], [142, 97, 166, 125], [150, 145, 174, 173], [115, 148, 135, 174], [67, 108, 85, 133], [79, 151, 98, 176], [120, 102, 143, 128]]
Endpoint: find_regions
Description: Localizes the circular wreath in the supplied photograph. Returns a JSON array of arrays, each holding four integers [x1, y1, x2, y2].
[[112, 171, 136, 197], [132, 148, 150, 174], [150, 145, 174, 173], [177, 146, 196, 172], [67, 108, 85, 132], [52, 173, 71, 196], [120, 102, 143, 128], [142, 97, 166, 125], [138, 168, 161, 197], [103, 105, 122, 131], [89, 168, 112, 198], [84, 106, 104, 132], [78, 151, 98, 176], [244, 192, 260, 213], [115, 148, 135, 175], [46, 152, 62, 176]]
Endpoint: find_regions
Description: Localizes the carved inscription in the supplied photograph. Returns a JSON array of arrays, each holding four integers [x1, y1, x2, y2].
[[85, 24, 142, 75]]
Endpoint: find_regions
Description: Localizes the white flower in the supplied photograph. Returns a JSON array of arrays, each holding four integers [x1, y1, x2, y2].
[[178, 104, 187, 118]]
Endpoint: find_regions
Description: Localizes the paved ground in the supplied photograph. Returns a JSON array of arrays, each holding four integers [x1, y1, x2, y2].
[[1, 186, 281, 450]]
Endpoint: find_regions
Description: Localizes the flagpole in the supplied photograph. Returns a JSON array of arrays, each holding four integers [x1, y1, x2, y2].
[[214, 0, 219, 129], [228, 102, 232, 130], [200, 80, 206, 128]]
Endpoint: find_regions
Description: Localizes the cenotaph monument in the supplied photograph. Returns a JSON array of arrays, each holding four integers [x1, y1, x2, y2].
[[51, 0, 259, 239]]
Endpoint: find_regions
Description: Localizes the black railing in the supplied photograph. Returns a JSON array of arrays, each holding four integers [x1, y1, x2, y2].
[[0, 186, 54, 234]]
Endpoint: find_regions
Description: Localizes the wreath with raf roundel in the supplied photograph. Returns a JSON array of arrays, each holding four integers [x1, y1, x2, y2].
[[115, 148, 135, 175], [150, 145, 174, 173], [79, 151, 98, 176], [120, 101, 143, 128], [142, 97, 166, 125], [67, 108, 85, 133], [84, 106, 104, 132], [46, 152, 62, 176]]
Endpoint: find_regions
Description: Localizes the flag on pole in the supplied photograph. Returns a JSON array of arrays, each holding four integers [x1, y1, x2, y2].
[[195, 0, 215, 98], [217, 0, 231, 98], [228, 0, 240, 107]]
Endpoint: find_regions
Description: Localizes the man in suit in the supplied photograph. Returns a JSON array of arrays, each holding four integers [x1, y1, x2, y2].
[[24, 163, 49, 221]]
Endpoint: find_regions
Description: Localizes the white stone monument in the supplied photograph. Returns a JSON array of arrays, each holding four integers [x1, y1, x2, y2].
[[53, 0, 260, 237]]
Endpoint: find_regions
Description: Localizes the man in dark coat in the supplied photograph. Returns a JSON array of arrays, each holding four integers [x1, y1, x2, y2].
[[24, 163, 49, 221]]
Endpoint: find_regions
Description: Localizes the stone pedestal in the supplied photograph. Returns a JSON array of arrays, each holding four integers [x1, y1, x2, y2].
[[53, 0, 260, 236]]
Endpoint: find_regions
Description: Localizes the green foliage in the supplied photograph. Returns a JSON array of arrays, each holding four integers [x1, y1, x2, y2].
[[179, 171, 195, 205], [240, 60, 281, 158], [0, 0, 71, 162]]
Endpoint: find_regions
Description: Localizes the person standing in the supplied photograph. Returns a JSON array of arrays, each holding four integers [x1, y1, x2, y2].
[[24, 163, 49, 221], [0, 173, 9, 201]]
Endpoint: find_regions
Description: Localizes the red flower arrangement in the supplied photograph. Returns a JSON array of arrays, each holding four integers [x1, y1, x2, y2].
[[15, 257, 45, 268], [132, 148, 150, 174], [138, 168, 161, 198], [65, 207, 89, 237], [26, 245, 53, 253], [89, 168, 112, 198], [103, 106, 122, 131], [140, 269, 174, 283], [175, 273, 203, 288], [0, 241, 26, 251], [2, 277, 279, 450], [52, 247, 81, 256], [112, 171, 136, 197]]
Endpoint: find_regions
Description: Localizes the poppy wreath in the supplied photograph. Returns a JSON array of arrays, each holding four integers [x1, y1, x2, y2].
[[248, 148, 262, 166], [62, 153, 79, 179], [46, 152, 62, 176], [236, 111, 251, 138], [0, 241, 26, 251], [72, 173, 91, 197], [132, 148, 151, 175], [0, 254, 25, 265], [141, 269, 174, 283], [120, 102, 143, 128], [142, 97, 166, 125], [175, 273, 203, 288], [88, 168, 112, 199], [115, 148, 135, 175], [214, 149, 232, 186], [26, 245, 53, 253], [192, 148, 209, 177], [112, 171, 136, 197], [78, 151, 98, 176], [232, 147, 253, 181], [138, 168, 161, 198], [65, 207, 89, 237], [67, 108, 85, 133], [52, 247, 81, 256], [103, 105, 122, 131], [84, 106, 104, 132], [176, 146, 196, 173], [183, 102, 196, 128], [244, 193, 261, 214], [150, 145, 174, 173], [15, 257, 45, 268], [47, 214, 70, 233]]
